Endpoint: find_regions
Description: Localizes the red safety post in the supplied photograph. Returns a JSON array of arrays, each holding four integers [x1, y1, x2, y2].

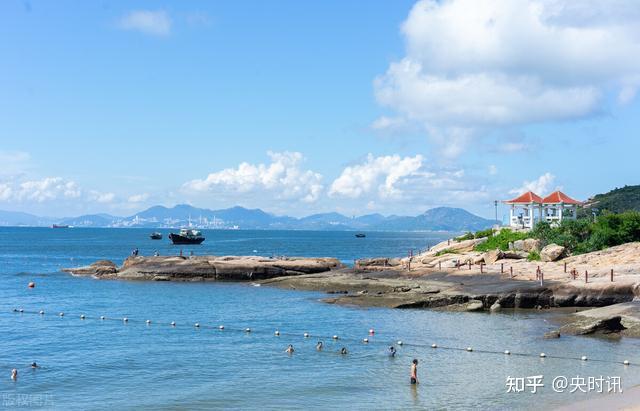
[[585, 270, 588, 283], [468, 261, 471, 270], [501, 263, 504, 274], [564, 262, 567, 273], [611, 268, 614, 282], [510, 266, 513, 278], [438, 261, 442, 270], [480, 263, 484, 274], [540, 271, 544, 286]]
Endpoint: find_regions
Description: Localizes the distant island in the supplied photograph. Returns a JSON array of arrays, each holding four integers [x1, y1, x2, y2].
[[0, 205, 495, 232]]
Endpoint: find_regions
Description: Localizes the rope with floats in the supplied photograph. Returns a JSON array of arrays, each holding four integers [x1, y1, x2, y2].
[[7, 308, 635, 368]]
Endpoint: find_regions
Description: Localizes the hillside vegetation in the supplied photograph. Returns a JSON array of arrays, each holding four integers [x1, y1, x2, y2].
[[463, 211, 640, 256], [582, 184, 640, 214]]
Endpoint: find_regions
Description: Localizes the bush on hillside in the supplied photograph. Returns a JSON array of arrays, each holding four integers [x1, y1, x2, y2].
[[474, 229, 528, 252]]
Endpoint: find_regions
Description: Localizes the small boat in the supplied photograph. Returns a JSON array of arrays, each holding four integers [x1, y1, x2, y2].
[[355, 233, 366, 238], [150, 232, 163, 240], [169, 228, 205, 245], [52, 224, 69, 229]]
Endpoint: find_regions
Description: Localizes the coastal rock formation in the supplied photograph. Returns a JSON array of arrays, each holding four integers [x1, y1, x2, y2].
[[484, 249, 504, 264], [540, 244, 565, 261], [64, 256, 341, 282], [511, 239, 541, 253]]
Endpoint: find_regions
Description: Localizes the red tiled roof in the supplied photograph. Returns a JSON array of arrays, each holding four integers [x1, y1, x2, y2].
[[542, 191, 581, 205], [504, 191, 543, 204]]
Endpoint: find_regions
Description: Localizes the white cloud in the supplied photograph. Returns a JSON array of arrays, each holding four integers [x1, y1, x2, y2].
[[89, 191, 116, 204], [374, 0, 640, 155], [329, 154, 424, 199], [2, 177, 82, 203], [183, 151, 323, 203], [509, 172, 559, 195], [128, 193, 150, 203], [118, 10, 172, 36]]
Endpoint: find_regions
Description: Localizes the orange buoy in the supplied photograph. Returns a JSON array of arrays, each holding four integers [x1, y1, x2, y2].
[[28, 282, 35, 288]]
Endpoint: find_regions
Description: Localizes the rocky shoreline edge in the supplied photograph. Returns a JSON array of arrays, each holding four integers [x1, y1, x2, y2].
[[64, 243, 640, 338]]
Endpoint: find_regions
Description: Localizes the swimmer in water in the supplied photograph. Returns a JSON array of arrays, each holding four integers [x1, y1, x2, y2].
[[285, 344, 294, 354], [11, 369, 17, 380], [316, 341, 323, 351], [31, 362, 39, 369], [410, 359, 419, 385], [388, 346, 397, 357], [340, 347, 348, 355]]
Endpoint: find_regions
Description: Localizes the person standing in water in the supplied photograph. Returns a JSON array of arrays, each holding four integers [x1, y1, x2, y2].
[[410, 359, 419, 385], [11, 369, 17, 380], [285, 344, 294, 354], [316, 341, 323, 351], [388, 346, 397, 357]]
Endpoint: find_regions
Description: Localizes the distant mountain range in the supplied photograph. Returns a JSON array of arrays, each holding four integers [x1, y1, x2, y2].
[[0, 205, 496, 232]]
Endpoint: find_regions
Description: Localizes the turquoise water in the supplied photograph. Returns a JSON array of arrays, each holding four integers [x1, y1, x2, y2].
[[1, 228, 640, 410]]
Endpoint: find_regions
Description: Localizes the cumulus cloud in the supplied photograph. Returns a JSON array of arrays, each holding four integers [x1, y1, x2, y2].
[[128, 193, 150, 203], [329, 154, 424, 199], [374, 0, 640, 155], [118, 10, 172, 36], [89, 191, 116, 204], [0, 177, 82, 203], [183, 151, 323, 203], [509, 172, 558, 195]]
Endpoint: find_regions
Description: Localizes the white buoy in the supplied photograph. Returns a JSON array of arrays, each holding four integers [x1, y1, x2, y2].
[[123, 317, 128, 322], [540, 353, 546, 358], [363, 338, 369, 343], [466, 347, 473, 352], [194, 323, 200, 328], [146, 320, 151, 325], [504, 350, 511, 355], [304, 332, 310, 338], [369, 329, 375, 335], [80, 314, 85, 319], [274, 330, 280, 336], [332, 335, 339, 340], [397, 340, 403, 346], [219, 325, 224, 330], [581, 356, 587, 361], [100, 316, 105, 320], [624, 360, 630, 365], [431, 343, 437, 348], [59, 312, 64, 317], [245, 328, 251, 333], [170, 321, 176, 326], [39, 310, 44, 315]]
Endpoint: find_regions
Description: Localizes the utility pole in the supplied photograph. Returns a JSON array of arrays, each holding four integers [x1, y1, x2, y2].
[[494, 200, 498, 224]]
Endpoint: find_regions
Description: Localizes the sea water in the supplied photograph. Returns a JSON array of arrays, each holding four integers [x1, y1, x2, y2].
[[1, 227, 639, 410]]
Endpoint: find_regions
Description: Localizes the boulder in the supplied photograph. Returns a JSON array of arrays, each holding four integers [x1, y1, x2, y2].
[[490, 302, 502, 312], [543, 330, 561, 339], [485, 249, 504, 264], [577, 316, 626, 335], [512, 240, 525, 251], [473, 254, 485, 264], [503, 251, 529, 259], [541, 244, 566, 262], [523, 238, 541, 252], [466, 300, 484, 312]]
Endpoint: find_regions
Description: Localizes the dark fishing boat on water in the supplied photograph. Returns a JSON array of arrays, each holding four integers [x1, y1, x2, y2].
[[52, 224, 69, 229], [169, 228, 205, 245], [355, 233, 366, 238], [150, 232, 163, 240]]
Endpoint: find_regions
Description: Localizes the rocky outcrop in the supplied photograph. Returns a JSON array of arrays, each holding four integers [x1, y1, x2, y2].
[[511, 239, 541, 253], [485, 249, 504, 264], [64, 256, 341, 282], [62, 260, 117, 276], [541, 244, 565, 262]]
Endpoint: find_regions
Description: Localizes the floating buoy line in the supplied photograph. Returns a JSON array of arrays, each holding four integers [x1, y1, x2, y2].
[[7, 308, 636, 367]]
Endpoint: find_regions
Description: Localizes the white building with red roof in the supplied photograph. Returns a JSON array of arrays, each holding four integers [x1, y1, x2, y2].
[[503, 190, 582, 229]]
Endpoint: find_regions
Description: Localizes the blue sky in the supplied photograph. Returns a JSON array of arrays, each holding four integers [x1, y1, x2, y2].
[[1, 0, 639, 219]]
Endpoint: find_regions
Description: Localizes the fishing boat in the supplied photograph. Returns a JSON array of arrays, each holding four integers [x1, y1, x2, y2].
[[52, 224, 69, 229], [150, 232, 163, 240], [168, 228, 205, 245], [355, 233, 366, 238]]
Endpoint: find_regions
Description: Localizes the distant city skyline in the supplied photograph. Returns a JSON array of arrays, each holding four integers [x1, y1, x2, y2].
[[1, 0, 639, 218]]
